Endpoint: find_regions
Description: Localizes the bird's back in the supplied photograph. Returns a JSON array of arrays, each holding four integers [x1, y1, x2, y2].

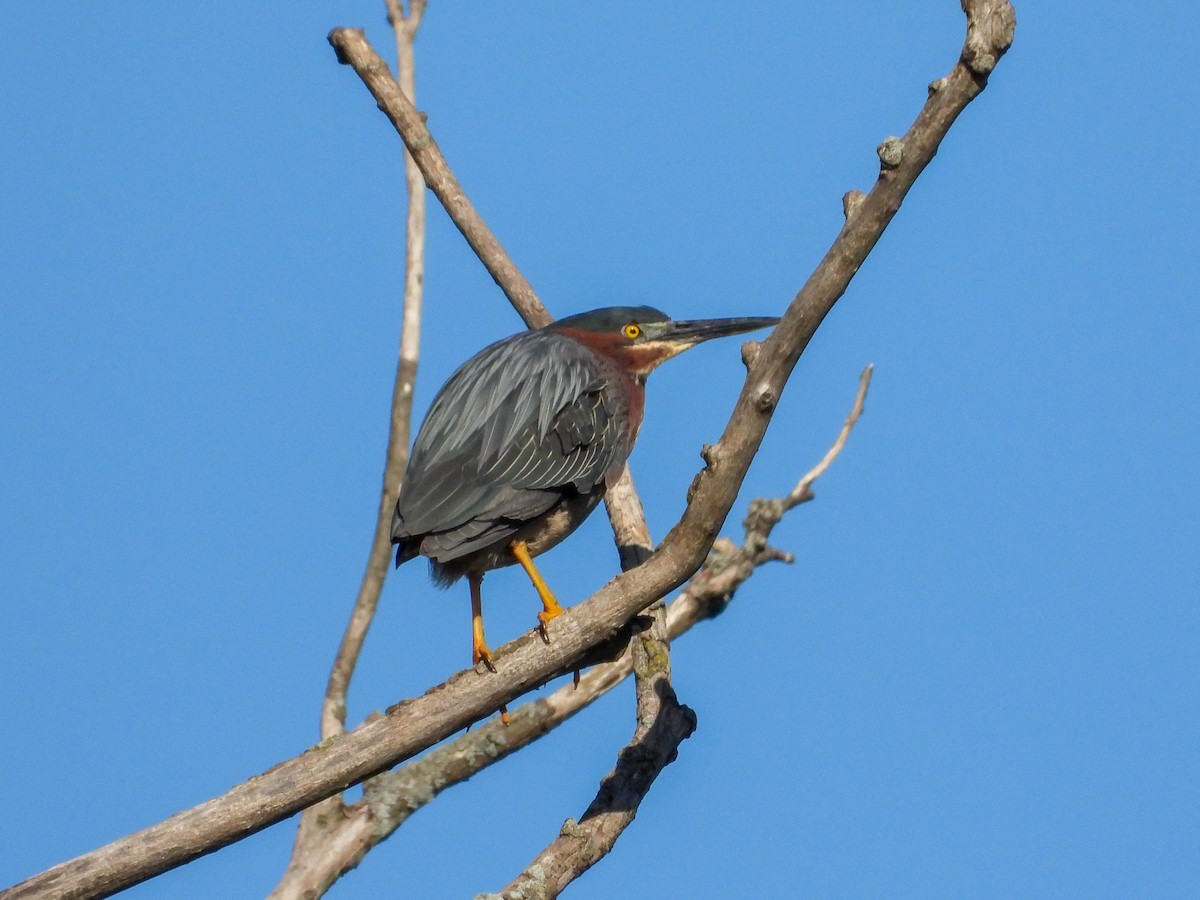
[[392, 327, 636, 575]]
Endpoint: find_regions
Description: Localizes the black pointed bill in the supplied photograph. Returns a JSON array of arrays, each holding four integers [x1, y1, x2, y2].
[[649, 316, 779, 347]]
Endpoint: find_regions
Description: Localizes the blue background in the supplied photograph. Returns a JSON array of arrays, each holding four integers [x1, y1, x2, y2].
[[3, 3, 1196, 897]]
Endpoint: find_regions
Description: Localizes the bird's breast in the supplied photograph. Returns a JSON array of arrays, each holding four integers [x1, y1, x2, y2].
[[597, 366, 644, 480]]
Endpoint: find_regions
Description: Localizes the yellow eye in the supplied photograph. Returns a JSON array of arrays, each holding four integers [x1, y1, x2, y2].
[[622, 323, 641, 340]]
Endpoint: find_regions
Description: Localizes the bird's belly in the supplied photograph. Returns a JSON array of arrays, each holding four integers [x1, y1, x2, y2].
[[513, 489, 605, 558], [441, 489, 604, 580], [427, 488, 606, 585]]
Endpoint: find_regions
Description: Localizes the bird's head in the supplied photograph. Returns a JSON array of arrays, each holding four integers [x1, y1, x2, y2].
[[552, 305, 778, 378]]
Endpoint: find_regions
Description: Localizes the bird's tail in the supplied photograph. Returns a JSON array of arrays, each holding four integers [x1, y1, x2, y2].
[[393, 540, 419, 569]]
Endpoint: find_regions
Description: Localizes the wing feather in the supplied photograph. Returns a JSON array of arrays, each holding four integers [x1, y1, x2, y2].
[[392, 329, 631, 546]]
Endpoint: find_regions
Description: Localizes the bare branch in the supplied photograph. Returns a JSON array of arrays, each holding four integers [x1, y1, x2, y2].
[[273, 5, 431, 898], [325, 25, 655, 576], [270, 361, 871, 899], [266, 647, 637, 899], [322, 1, 428, 748], [328, 26, 547, 328], [6, 363, 871, 900], [2, 4, 1014, 897], [496, 600, 693, 899], [277, 9, 658, 896], [786, 363, 873, 509]]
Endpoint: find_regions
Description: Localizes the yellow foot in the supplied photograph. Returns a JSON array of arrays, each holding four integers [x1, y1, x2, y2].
[[499, 705, 510, 727]]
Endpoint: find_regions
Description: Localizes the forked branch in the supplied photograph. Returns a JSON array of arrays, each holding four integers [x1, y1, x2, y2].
[[266, 366, 871, 898], [1, 3, 1012, 897]]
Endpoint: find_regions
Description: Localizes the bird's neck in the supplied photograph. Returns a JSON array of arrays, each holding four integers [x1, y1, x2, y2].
[[619, 367, 646, 449]]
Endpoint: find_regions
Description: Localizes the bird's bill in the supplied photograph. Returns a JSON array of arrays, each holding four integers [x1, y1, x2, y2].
[[651, 316, 779, 346]]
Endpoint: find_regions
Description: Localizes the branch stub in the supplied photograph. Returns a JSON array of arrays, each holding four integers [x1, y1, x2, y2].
[[877, 137, 904, 169]]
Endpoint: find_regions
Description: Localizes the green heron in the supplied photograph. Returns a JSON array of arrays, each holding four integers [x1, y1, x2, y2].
[[392, 305, 776, 672]]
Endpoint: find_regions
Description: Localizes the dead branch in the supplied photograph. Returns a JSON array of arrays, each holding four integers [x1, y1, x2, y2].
[[328, 25, 546, 328], [261, 366, 870, 898], [1, 2, 1013, 897], [319, 0, 429, 744], [273, 3, 430, 897], [495, 597, 694, 898], [325, 22, 656, 575], [276, 5, 658, 895]]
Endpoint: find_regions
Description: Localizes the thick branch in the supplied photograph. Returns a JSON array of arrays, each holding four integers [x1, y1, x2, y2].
[[2, 5, 1012, 897], [667, 0, 1012, 574], [6, 364, 869, 900]]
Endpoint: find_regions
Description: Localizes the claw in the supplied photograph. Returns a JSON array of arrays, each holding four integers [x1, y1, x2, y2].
[[537, 603, 564, 643], [473, 642, 496, 673]]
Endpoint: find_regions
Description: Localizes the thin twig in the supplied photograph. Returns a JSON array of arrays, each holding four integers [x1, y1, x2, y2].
[[322, 0, 427, 746], [786, 363, 873, 509], [275, 3, 428, 896]]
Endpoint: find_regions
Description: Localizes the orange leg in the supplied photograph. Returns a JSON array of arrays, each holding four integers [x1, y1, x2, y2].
[[469, 574, 496, 672], [469, 575, 508, 723], [511, 539, 565, 641]]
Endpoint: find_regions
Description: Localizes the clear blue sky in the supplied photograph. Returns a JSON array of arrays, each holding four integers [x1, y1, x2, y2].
[[3, 3, 1196, 898]]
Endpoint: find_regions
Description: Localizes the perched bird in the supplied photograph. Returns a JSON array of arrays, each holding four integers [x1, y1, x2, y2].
[[392, 305, 777, 670]]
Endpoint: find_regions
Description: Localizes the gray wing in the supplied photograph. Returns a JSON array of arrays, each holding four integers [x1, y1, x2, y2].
[[392, 329, 629, 554]]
